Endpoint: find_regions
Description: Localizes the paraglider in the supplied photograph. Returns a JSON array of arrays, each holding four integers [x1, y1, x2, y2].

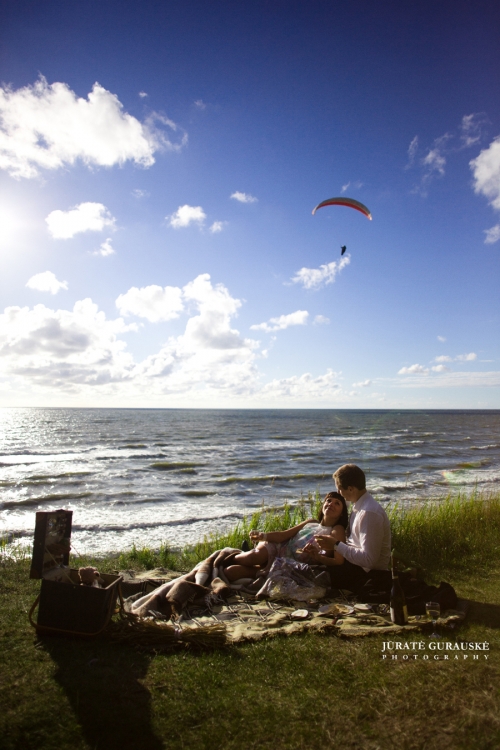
[[341, 245, 346, 256], [312, 197, 372, 220]]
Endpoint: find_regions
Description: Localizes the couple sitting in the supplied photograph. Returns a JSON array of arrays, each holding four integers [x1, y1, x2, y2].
[[225, 463, 391, 594]]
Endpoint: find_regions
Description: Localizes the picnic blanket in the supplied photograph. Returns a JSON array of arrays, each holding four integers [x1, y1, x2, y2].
[[176, 594, 467, 643], [116, 566, 467, 647], [121, 550, 330, 620]]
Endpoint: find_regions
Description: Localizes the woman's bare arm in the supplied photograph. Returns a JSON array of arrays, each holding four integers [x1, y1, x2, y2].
[[302, 524, 346, 565], [250, 518, 316, 545]]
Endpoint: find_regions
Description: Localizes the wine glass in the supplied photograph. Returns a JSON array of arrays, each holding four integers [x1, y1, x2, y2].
[[426, 601, 441, 638]]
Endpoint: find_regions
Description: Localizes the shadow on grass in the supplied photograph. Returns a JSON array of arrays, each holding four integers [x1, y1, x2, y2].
[[40, 636, 163, 750], [464, 600, 500, 629]]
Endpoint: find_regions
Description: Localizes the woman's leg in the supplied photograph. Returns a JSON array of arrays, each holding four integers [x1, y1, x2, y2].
[[223, 544, 269, 582], [231, 545, 268, 567]]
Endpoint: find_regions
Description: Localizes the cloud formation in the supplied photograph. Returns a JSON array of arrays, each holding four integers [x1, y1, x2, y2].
[[209, 221, 225, 233], [260, 369, 341, 400], [95, 238, 115, 257], [470, 135, 500, 243], [230, 191, 258, 203], [250, 310, 309, 333], [46, 202, 116, 239], [460, 113, 488, 148], [0, 300, 136, 387], [398, 364, 428, 375], [0, 275, 259, 399], [168, 205, 206, 229], [0, 76, 185, 179], [116, 284, 184, 323], [435, 352, 477, 363], [290, 256, 350, 290], [26, 271, 68, 295], [313, 315, 330, 325], [352, 379, 372, 388], [341, 180, 363, 193], [409, 115, 486, 196]]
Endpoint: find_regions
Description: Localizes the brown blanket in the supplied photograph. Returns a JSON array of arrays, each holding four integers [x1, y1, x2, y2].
[[128, 548, 241, 618]]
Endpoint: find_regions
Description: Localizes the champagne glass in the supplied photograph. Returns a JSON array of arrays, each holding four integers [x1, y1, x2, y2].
[[249, 530, 260, 548], [426, 601, 441, 638]]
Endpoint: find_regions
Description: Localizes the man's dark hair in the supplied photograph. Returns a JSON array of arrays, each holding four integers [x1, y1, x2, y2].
[[333, 464, 366, 491]]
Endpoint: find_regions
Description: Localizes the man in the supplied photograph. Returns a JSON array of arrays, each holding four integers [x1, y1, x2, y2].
[[309, 464, 391, 593]]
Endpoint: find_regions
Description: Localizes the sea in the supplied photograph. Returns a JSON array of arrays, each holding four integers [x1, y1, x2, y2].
[[1, 408, 499, 557]]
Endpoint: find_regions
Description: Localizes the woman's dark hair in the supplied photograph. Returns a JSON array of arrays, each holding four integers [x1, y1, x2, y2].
[[318, 491, 349, 529]]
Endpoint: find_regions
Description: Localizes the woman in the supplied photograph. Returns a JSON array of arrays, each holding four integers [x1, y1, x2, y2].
[[224, 492, 348, 582]]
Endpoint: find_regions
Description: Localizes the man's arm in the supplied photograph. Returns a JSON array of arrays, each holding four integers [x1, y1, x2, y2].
[[336, 510, 384, 569]]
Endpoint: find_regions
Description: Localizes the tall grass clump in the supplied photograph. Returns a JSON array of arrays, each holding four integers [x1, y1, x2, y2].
[[116, 490, 500, 578], [117, 492, 323, 571], [389, 490, 500, 576]]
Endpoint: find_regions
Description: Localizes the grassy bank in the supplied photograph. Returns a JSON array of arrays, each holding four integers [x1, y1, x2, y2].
[[1, 492, 499, 750], [114, 490, 500, 581]]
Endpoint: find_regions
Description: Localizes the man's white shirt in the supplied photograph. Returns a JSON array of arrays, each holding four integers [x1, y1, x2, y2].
[[336, 491, 391, 572]]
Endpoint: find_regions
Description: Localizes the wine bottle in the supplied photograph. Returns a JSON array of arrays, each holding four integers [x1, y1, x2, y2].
[[390, 552, 408, 625]]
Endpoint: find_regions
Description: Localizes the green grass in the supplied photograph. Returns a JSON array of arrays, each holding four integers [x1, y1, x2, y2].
[[113, 490, 500, 582], [1, 491, 500, 749]]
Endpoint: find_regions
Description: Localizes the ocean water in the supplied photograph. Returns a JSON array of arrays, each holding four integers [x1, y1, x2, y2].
[[1, 408, 499, 556]]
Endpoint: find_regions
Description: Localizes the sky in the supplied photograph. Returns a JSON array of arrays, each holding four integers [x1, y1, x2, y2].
[[1, 0, 499, 409]]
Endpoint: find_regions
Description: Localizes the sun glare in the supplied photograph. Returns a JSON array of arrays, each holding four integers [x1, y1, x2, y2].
[[0, 206, 24, 249]]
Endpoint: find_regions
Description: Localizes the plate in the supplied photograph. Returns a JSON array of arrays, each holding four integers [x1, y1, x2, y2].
[[291, 609, 309, 620], [354, 603, 372, 612], [318, 604, 354, 616]]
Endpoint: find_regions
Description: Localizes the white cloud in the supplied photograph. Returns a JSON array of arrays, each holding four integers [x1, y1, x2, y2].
[[341, 180, 363, 193], [250, 310, 309, 333], [435, 352, 477, 363], [94, 238, 115, 257], [116, 284, 184, 323], [460, 113, 488, 148], [46, 202, 116, 239], [0, 76, 185, 179], [405, 136, 419, 169], [132, 189, 150, 199], [137, 275, 259, 391], [398, 364, 429, 375], [0, 275, 259, 399], [395, 371, 500, 388], [313, 315, 330, 325], [168, 205, 206, 229], [470, 136, 500, 243], [260, 370, 341, 401], [139, 92, 148, 98], [0, 300, 136, 387], [230, 191, 258, 204], [181, 274, 252, 350], [26, 271, 68, 295], [470, 136, 500, 210], [422, 147, 446, 177], [431, 364, 449, 373], [352, 379, 372, 388], [437, 335, 446, 342], [194, 100, 206, 109], [484, 224, 500, 244], [291, 256, 350, 290], [209, 221, 226, 233]]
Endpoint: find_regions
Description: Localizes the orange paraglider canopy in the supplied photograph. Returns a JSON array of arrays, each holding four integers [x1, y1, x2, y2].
[[312, 197, 372, 220]]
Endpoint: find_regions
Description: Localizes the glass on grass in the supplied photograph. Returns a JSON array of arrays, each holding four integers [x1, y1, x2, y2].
[[426, 601, 441, 638]]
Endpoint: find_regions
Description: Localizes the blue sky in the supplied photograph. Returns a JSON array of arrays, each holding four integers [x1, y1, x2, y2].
[[1, 0, 499, 408]]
